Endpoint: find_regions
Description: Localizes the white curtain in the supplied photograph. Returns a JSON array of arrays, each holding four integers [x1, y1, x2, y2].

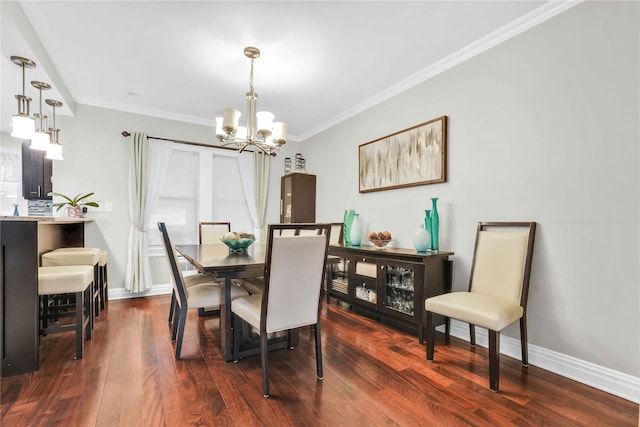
[[125, 133, 172, 293], [253, 151, 270, 242]]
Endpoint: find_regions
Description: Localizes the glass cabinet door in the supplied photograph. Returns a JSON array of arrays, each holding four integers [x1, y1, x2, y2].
[[382, 264, 416, 317]]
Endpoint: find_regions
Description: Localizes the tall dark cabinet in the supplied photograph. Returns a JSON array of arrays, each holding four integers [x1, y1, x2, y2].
[[280, 173, 316, 223], [21, 140, 52, 200]]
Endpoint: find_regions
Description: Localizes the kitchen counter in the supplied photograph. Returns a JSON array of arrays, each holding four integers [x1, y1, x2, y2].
[[1, 216, 94, 223], [1, 217, 92, 376]]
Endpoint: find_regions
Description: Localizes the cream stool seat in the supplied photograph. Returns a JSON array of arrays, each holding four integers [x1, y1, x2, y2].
[[39, 265, 94, 359], [42, 247, 106, 317], [42, 247, 102, 266]]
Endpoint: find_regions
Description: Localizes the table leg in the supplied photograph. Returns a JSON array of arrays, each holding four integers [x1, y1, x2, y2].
[[221, 276, 233, 361]]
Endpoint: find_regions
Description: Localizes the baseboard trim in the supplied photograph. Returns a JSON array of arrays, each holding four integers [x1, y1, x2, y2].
[[109, 283, 172, 300], [439, 320, 640, 403]]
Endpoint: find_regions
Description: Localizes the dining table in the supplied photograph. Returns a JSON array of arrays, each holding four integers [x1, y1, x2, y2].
[[176, 243, 267, 361]]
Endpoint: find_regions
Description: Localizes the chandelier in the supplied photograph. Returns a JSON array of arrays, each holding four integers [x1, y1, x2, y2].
[[10, 55, 64, 160], [214, 47, 287, 156], [10, 56, 36, 139], [44, 99, 64, 160], [30, 81, 51, 150]]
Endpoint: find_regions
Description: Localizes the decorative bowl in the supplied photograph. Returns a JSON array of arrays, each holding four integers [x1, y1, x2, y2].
[[220, 238, 255, 252], [368, 238, 393, 249]]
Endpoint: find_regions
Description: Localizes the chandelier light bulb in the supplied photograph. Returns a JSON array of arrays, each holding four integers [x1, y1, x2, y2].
[[45, 142, 63, 160], [11, 115, 35, 139], [30, 130, 50, 150]]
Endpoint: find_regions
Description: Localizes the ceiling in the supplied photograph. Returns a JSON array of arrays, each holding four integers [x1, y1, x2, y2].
[[1, 1, 577, 142]]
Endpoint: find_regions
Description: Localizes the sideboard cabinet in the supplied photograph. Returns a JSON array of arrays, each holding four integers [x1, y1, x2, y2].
[[327, 244, 453, 342]]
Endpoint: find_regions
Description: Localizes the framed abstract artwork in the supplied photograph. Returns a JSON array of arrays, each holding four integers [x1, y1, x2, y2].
[[358, 116, 447, 193]]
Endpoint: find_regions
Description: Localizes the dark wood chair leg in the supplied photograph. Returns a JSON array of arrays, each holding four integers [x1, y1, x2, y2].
[[84, 286, 92, 341], [99, 264, 106, 310], [174, 310, 187, 359], [314, 322, 323, 379], [233, 314, 241, 362], [168, 292, 176, 323], [260, 332, 270, 398], [489, 330, 500, 392], [426, 311, 435, 361], [171, 305, 180, 341], [103, 265, 108, 304], [93, 264, 100, 317], [445, 316, 451, 340], [520, 316, 528, 366], [74, 290, 84, 359], [469, 324, 476, 346]]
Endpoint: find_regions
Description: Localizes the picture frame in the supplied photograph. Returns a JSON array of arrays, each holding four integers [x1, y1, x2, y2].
[[358, 115, 447, 193]]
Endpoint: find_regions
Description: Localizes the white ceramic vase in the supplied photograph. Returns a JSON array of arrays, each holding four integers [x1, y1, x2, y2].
[[413, 224, 430, 252]]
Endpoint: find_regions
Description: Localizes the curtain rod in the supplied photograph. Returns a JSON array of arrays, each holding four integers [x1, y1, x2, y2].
[[120, 131, 253, 153]]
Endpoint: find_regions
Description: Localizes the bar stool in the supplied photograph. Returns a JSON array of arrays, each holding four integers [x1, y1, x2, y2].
[[39, 265, 94, 359], [41, 248, 102, 325], [55, 247, 109, 310], [52, 247, 109, 310]]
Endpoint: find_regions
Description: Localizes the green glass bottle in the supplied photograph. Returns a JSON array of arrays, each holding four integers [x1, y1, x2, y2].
[[430, 198, 439, 251]]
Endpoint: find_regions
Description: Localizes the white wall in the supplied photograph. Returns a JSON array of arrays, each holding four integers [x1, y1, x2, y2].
[[38, 104, 216, 297], [268, 1, 639, 380]]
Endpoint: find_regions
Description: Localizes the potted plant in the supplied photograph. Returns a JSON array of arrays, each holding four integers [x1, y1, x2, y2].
[[48, 192, 100, 217]]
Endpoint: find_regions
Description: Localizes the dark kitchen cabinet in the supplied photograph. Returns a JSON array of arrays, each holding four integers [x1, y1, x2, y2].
[[21, 140, 52, 200]]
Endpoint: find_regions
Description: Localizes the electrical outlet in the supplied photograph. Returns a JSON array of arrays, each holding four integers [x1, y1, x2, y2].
[[104, 202, 113, 212]]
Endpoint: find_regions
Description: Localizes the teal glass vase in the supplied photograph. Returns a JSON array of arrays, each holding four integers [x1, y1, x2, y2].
[[430, 198, 439, 251], [424, 209, 432, 250], [343, 209, 356, 246]]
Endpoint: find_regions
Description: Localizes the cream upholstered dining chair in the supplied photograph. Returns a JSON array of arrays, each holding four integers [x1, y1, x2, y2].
[[158, 222, 248, 359], [325, 222, 345, 303], [424, 221, 536, 392], [166, 221, 231, 322], [231, 223, 331, 397], [199, 221, 231, 244]]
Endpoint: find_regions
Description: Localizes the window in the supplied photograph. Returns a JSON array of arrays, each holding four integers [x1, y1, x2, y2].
[[148, 144, 253, 248]]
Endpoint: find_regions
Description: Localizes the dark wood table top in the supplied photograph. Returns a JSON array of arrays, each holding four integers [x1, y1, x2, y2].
[[176, 243, 266, 276]]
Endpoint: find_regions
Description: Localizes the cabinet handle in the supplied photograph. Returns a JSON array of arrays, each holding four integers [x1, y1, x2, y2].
[[37, 186, 41, 197]]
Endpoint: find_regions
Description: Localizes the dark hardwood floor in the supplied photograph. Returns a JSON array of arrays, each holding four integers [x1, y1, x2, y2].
[[1, 295, 637, 426]]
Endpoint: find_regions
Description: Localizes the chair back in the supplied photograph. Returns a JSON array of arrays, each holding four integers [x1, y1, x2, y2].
[[199, 222, 231, 244], [469, 222, 536, 307], [330, 223, 344, 245], [261, 223, 331, 334], [158, 222, 188, 308]]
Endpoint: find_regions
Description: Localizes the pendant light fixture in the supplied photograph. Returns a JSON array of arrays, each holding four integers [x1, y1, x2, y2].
[[214, 47, 287, 156], [10, 56, 36, 139], [29, 81, 52, 150], [45, 99, 64, 160]]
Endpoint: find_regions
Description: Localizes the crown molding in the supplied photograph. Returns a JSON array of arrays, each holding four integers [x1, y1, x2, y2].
[[297, 0, 584, 142]]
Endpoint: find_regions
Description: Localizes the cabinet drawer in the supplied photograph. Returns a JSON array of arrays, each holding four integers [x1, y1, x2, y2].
[[354, 261, 377, 278]]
